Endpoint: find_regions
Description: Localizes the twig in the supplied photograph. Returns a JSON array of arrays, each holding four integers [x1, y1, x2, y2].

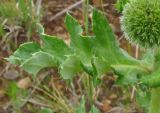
[[118, 35, 124, 41], [131, 86, 136, 101], [21, 99, 53, 108], [49, 0, 83, 21], [0, 63, 11, 77], [135, 45, 139, 59], [21, 71, 50, 106]]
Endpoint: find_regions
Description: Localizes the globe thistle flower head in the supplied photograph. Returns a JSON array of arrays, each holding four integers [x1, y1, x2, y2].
[[121, 0, 160, 48]]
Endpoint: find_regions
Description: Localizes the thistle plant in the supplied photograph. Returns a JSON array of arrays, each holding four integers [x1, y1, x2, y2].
[[7, 6, 160, 113], [121, 0, 160, 48], [121, 0, 160, 113]]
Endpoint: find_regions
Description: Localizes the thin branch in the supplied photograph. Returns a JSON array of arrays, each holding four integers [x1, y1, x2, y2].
[[21, 71, 50, 106], [135, 45, 139, 59], [49, 0, 83, 21]]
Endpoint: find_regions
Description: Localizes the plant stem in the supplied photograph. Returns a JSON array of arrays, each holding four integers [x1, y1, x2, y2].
[[88, 76, 94, 105], [100, 0, 105, 14], [83, 0, 89, 35], [82, 73, 94, 112], [149, 87, 160, 113]]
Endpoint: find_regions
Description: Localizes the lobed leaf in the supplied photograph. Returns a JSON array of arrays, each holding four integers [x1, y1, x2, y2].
[[65, 14, 94, 65], [65, 13, 83, 48], [7, 9, 153, 83], [65, 14, 96, 79], [60, 55, 82, 79], [6, 42, 41, 64], [92, 9, 139, 65], [40, 33, 72, 63], [21, 51, 57, 76]]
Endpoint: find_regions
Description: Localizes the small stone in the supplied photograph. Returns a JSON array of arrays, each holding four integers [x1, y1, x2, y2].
[[17, 77, 32, 90], [3, 70, 19, 80]]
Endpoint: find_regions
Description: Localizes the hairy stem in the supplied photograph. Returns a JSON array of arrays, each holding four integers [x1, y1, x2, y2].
[[149, 87, 160, 113]]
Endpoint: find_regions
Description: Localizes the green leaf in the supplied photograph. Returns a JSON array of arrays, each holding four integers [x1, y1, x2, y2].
[[65, 13, 98, 79], [81, 59, 99, 86], [6, 56, 21, 65], [92, 9, 120, 63], [91, 9, 147, 82], [93, 57, 110, 76], [112, 64, 149, 85], [7, 42, 41, 64], [60, 55, 82, 79], [110, 49, 153, 86], [21, 51, 57, 76], [65, 13, 83, 48], [92, 9, 138, 66], [65, 14, 94, 65], [75, 36, 94, 65], [141, 68, 160, 88], [40, 33, 71, 63], [64, 9, 146, 82], [112, 65, 149, 75]]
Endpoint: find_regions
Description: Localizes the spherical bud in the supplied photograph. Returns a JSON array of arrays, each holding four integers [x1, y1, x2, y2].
[[121, 0, 160, 48]]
